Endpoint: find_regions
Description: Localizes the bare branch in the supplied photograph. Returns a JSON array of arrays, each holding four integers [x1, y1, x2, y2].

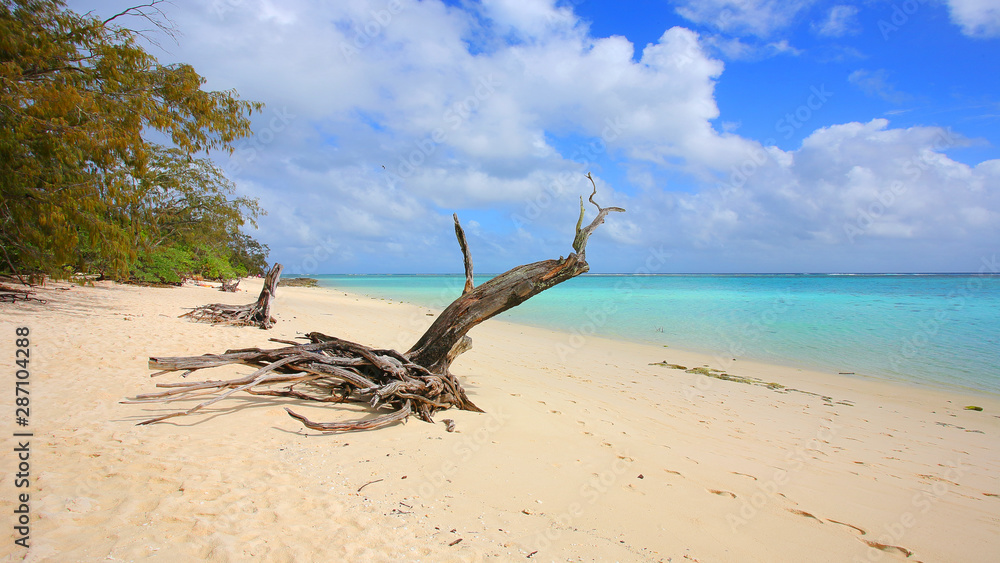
[[102, 1, 180, 49], [453, 214, 474, 295], [572, 173, 625, 259]]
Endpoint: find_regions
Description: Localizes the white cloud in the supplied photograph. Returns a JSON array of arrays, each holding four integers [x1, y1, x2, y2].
[[813, 5, 860, 37], [700, 34, 802, 60], [674, 0, 814, 38], [70, 0, 999, 273], [655, 119, 999, 258], [848, 69, 909, 104], [946, 0, 1000, 38]]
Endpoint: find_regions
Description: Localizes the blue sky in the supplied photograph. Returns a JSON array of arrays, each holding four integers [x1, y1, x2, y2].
[[76, 0, 1000, 273]]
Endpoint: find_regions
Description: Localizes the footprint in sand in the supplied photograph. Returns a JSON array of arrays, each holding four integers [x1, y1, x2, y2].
[[827, 519, 867, 535], [860, 540, 913, 558], [708, 489, 736, 498], [787, 509, 823, 523]]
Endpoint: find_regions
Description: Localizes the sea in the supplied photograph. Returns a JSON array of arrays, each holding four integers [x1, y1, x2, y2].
[[300, 273, 1000, 395]]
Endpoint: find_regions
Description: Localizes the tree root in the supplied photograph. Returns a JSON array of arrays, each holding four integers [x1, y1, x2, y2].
[[0, 283, 46, 304], [126, 332, 482, 431]]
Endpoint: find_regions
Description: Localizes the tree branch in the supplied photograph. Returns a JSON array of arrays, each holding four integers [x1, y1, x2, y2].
[[453, 214, 474, 295], [572, 173, 625, 260]]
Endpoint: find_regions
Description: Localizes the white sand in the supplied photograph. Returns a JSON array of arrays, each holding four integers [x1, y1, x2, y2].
[[1, 278, 997, 562]]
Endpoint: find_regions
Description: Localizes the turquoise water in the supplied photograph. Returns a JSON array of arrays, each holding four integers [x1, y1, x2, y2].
[[305, 274, 1000, 394]]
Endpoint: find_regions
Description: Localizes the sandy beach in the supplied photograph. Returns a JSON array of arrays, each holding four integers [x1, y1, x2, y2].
[[1, 277, 998, 562]]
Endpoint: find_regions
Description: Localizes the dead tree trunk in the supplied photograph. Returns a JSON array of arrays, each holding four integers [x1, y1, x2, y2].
[[181, 264, 282, 329], [220, 278, 240, 292], [131, 178, 623, 431]]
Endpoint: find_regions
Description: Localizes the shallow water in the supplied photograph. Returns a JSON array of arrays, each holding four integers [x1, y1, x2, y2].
[[306, 274, 1000, 394]]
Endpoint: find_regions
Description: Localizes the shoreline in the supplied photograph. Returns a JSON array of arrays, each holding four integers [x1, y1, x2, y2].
[[307, 272, 1000, 397], [0, 277, 997, 561], [314, 276, 1000, 402]]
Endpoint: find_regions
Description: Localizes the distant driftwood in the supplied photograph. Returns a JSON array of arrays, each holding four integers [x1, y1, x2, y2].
[[181, 264, 282, 329]]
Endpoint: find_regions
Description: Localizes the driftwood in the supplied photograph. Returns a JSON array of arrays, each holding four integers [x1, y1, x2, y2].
[[220, 278, 240, 292], [181, 264, 282, 328], [132, 177, 623, 431], [0, 283, 46, 304]]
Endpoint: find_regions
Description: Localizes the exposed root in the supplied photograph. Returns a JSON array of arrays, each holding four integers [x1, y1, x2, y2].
[[126, 332, 481, 432], [0, 283, 46, 304]]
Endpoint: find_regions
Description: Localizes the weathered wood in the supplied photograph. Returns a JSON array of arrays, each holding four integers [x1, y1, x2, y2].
[[130, 333, 472, 427], [181, 263, 282, 328], [131, 181, 622, 432], [408, 174, 623, 372], [220, 278, 240, 292], [0, 283, 46, 304], [454, 213, 474, 295]]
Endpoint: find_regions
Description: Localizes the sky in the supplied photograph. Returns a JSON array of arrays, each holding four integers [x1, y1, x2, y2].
[[72, 0, 1000, 274]]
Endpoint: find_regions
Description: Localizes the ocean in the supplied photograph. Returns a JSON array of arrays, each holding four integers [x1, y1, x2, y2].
[[303, 274, 1000, 394]]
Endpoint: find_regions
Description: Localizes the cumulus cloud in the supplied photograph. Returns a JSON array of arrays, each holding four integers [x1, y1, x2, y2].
[[650, 120, 999, 264], [946, 0, 1000, 37], [70, 0, 999, 273]]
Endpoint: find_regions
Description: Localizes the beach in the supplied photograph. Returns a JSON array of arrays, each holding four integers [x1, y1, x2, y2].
[[1, 278, 998, 562]]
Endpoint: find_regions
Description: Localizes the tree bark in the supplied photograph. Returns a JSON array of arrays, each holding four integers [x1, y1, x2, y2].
[[408, 177, 623, 372]]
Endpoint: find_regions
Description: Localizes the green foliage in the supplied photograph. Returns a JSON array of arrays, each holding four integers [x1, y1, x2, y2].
[[227, 231, 270, 276], [0, 0, 267, 278], [130, 242, 252, 285], [192, 243, 246, 281], [130, 245, 194, 284]]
